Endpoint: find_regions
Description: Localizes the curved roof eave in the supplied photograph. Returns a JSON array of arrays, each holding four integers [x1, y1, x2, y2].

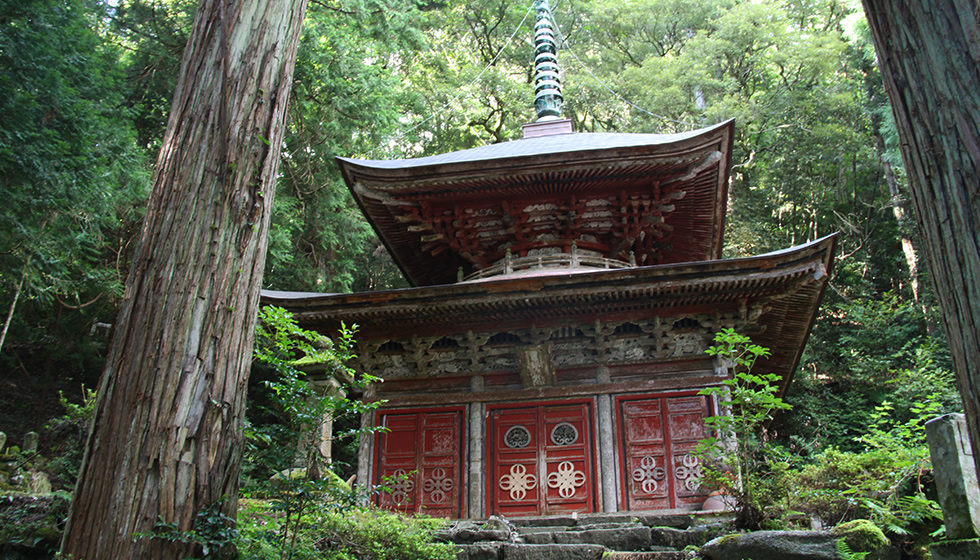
[[262, 234, 836, 316], [336, 120, 735, 187], [261, 234, 838, 398]]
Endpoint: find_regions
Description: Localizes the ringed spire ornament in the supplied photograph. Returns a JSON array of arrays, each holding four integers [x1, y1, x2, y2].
[[533, 0, 563, 120]]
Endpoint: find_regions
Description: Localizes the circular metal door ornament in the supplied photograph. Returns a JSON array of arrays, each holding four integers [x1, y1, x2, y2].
[[504, 425, 531, 448], [550, 422, 578, 445]]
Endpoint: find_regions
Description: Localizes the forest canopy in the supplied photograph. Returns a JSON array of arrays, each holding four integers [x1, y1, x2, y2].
[[0, 0, 961, 452]]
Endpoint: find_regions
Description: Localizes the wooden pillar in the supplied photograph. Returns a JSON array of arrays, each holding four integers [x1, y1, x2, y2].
[[356, 409, 373, 497], [596, 366, 619, 511], [468, 401, 485, 518]]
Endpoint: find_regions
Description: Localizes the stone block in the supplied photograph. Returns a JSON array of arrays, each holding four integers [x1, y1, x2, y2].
[[634, 514, 695, 529], [585, 514, 637, 525], [575, 522, 644, 531], [701, 531, 839, 560], [651, 525, 727, 549], [456, 542, 503, 560], [500, 543, 606, 560], [29, 471, 52, 494], [511, 515, 578, 528], [926, 413, 980, 539], [520, 532, 554, 544], [929, 538, 980, 560], [484, 516, 511, 533], [440, 520, 511, 544], [23, 431, 39, 454], [517, 526, 569, 535], [603, 553, 689, 560], [552, 526, 651, 551]]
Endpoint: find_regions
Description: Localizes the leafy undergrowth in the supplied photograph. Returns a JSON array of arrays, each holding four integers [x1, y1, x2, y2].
[[237, 499, 456, 560], [0, 492, 70, 558]]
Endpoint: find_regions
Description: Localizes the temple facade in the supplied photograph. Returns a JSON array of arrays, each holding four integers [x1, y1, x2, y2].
[[263, 0, 835, 520]]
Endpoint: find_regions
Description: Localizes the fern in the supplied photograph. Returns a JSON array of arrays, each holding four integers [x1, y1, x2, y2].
[[836, 538, 870, 560]]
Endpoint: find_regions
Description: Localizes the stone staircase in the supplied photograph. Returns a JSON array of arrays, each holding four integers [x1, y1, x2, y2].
[[441, 511, 734, 560]]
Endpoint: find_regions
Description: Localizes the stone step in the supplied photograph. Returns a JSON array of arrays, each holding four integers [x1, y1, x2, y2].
[[522, 526, 652, 551], [456, 542, 607, 560], [450, 512, 736, 559], [601, 552, 691, 560], [507, 510, 734, 530], [651, 524, 729, 549], [516, 522, 647, 535]]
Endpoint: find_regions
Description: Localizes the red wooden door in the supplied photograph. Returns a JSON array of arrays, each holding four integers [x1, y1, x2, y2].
[[488, 401, 595, 516], [375, 408, 464, 517], [618, 393, 709, 510]]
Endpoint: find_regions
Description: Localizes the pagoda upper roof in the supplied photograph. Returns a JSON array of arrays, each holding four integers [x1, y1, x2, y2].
[[337, 120, 734, 287]]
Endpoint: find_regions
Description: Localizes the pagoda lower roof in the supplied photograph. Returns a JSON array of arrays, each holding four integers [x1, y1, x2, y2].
[[262, 234, 837, 395], [337, 120, 734, 286]]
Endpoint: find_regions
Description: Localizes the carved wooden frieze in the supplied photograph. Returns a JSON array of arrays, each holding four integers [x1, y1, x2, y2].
[[353, 310, 760, 384], [386, 182, 687, 270]]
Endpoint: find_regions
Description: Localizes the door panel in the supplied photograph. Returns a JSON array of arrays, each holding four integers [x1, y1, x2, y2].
[[666, 396, 708, 507], [618, 393, 709, 510], [488, 401, 595, 516], [375, 408, 463, 517]]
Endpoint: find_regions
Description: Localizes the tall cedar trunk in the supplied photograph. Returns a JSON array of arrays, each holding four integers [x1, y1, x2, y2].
[[861, 0, 980, 480], [61, 0, 307, 557]]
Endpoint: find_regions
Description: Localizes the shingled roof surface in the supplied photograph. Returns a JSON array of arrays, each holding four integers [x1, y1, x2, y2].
[[337, 122, 729, 170]]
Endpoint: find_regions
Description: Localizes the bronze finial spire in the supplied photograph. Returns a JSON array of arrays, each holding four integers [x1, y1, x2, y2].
[[533, 0, 563, 121]]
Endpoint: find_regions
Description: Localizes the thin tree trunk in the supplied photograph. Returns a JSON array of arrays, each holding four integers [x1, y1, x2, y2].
[[862, 0, 980, 481], [61, 0, 307, 557], [0, 260, 28, 357], [875, 133, 921, 301]]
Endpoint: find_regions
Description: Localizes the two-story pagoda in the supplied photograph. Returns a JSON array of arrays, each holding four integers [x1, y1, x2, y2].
[[263, 0, 836, 519]]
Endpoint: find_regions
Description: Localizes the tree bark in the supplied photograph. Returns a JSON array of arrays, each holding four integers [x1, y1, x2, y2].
[[61, 0, 307, 557], [861, 0, 980, 480]]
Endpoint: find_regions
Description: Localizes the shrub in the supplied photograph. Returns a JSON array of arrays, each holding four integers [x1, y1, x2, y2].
[[696, 328, 792, 529], [236, 501, 455, 560], [0, 493, 70, 557], [313, 508, 455, 560]]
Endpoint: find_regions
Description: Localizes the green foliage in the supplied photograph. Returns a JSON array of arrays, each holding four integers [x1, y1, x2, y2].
[[783, 292, 960, 453], [832, 518, 889, 559], [0, 0, 150, 442], [312, 508, 455, 560], [247, 306, 388, 559], [0, 0, 150, 308], [237, 501, 455, 560], [55, 385, 97, 426], [250, 306, 381, 475], [263, 0, 425, 293], [109, 0, 199, 154], [836, 538, 870, 560], [0, 493, 70, 556], [139, 498, 240, 559], [780, 398, 943, 557], [40, 386, 98, 489], [696, 328, 792, 529]]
